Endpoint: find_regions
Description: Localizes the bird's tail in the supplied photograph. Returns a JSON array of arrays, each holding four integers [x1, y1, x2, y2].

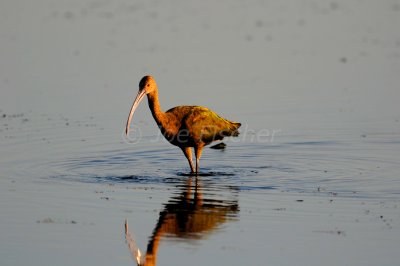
[[222, 122, 241, 137]]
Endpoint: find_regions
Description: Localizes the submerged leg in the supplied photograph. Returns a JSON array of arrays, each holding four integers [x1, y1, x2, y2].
[[181, 147, 195, 173], [194, 145, 204, 175]]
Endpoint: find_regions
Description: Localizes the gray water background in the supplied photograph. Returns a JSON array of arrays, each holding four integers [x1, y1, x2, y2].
[[1, 1, 400, 265]]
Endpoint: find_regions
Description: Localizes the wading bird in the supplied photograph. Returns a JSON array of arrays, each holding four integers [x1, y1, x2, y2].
[[125, 76, 241, 174]]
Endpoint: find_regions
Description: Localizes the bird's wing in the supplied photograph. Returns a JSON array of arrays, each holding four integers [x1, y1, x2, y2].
[[166, 105, 240, 143], [185, 107, 240, 141]]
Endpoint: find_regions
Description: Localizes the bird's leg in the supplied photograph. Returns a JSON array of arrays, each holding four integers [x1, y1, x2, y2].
[[194, 145, 204, 175], [181, 147, 195, 174]]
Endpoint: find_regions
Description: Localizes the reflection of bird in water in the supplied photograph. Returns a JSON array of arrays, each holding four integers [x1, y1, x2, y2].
[[125, 178, 239, 266], [125, 221, 143, 266], [125, 76, 241, 174]]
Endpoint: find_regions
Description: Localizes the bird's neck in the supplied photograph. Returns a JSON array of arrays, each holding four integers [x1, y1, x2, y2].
[[147, 91, 165, 126]]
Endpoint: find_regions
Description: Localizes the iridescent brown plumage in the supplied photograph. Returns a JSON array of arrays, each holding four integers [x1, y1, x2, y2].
[[125, 76, 241, 174]]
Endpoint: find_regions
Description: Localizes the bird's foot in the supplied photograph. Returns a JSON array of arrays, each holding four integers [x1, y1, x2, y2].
[[189, 171, 199, 177]]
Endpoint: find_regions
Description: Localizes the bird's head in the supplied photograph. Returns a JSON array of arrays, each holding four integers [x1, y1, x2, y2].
[[139, 75, 157, 94], [125, 75, 157, 136]]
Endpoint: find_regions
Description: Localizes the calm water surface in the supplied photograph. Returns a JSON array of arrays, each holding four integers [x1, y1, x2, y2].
[[1, 0, 400, 265], [1, 108, 399, 266]]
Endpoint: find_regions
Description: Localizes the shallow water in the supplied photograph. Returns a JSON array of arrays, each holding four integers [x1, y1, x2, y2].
[[1, 0, 400, 265], [1, 108, 399, 266]]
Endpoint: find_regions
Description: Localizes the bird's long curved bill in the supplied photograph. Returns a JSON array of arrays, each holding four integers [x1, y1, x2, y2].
[[125, 89, 146, 135]]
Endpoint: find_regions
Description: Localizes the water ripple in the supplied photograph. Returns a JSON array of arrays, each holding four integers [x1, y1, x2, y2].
[[2, 111, 399, 200]]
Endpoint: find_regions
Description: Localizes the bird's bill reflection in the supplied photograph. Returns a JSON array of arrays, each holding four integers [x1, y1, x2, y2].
[[125, 89, 147, 135], [125, 220, 143, 266], [124, 178, 239, 266]]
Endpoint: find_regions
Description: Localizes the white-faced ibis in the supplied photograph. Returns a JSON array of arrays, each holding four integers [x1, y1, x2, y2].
[[125, 76, 241, 174]]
